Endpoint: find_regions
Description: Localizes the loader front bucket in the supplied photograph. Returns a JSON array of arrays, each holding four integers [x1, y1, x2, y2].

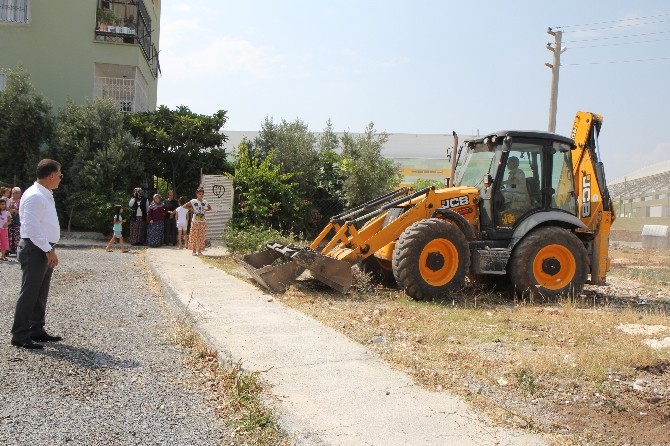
[[240, 249, 305, 293], [292, 250, 354, 293]]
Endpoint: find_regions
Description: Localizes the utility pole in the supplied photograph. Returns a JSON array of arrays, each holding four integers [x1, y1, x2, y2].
[[545, 27, 564, 133]]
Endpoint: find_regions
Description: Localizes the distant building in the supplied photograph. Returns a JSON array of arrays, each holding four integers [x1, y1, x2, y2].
[[608, 160, 670, 218], [0, 0, 161, 112], [223, 131, 469, 187]]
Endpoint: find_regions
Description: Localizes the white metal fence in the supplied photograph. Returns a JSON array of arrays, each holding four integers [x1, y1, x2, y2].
[[93, 76, 147, 112]]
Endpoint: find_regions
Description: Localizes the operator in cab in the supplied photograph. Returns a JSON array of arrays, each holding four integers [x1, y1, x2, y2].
[[501, 156, 531, 212]]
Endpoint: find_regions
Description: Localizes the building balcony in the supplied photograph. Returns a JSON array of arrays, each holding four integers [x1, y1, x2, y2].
[[94, 0, 160, 78], [94, 67, 148, 113]]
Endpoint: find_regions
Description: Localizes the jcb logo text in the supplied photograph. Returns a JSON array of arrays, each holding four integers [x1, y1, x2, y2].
[[441, 196, 469, 209], [581, 175, 591, 218]]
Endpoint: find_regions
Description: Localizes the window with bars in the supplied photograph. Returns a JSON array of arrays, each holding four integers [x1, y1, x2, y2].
[[0, 0, 28, 23]]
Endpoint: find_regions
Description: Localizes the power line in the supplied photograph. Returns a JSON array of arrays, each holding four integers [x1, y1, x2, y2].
[[555, 12, 670, 29], [561, 18, 670, 33], [563, 29, 670, 43], [568, 37, 670, 50], [565, 57, 670, 66]]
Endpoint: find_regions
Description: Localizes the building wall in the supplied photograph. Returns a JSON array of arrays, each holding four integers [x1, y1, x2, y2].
[[614, 190, 670, 218], [0, 0, 160, 110]]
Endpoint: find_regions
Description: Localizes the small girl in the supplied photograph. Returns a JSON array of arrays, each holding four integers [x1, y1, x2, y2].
[[0, 198, 11, 261], [175, 197, 189, 249], [105, 205, 128, 252]]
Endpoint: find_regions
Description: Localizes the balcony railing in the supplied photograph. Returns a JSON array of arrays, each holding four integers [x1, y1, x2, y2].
[[94, 76, 148, 113], [95, 0, 160, 78]]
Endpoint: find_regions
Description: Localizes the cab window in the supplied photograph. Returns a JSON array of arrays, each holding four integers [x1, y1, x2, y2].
[[551, 144, 577, 214]]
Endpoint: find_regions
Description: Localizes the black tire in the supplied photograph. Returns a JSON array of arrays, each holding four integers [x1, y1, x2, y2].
[[392, 218, 470, 301], [508, 226, 588, 298], [361, 256, 397, 286]]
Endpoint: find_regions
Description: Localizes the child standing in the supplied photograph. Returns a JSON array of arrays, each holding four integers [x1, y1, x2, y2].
[[106, 205, 128, 252], [175, 197, 189, 249], [0, 198, 11, 261]]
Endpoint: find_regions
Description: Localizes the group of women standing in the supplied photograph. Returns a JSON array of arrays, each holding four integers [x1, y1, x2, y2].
[[0, 186, 23, 256], [127, 186, 211, 254]]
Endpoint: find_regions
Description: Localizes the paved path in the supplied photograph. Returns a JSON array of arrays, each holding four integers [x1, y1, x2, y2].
[[146, 247, 547, 446]]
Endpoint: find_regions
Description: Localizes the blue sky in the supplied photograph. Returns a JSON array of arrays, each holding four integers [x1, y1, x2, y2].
[[156, 1, 670, 181]]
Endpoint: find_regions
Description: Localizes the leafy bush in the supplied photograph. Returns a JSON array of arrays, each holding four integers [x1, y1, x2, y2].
[[223, 225, 303, 254], [232, 140, 311, 233], [410, 178, 445, 191]]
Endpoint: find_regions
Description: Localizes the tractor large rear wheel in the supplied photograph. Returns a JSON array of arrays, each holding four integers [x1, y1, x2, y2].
[[392, 218, 470, 301], [508, 226, 588, 298]]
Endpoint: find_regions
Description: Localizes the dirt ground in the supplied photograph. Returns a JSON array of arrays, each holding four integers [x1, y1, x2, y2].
[[229, 245, 670, 446]]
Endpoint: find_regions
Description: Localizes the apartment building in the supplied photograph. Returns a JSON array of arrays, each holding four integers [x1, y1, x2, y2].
[[0, 0, 160, 112]]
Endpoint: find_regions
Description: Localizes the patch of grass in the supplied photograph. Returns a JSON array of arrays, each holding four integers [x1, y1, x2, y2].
[[223, 225, 303, 254], [608, 245, 670, 295], [514, 368, 537, 395]]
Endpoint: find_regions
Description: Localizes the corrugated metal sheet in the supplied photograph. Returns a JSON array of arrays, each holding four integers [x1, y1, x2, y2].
[[201, 175, 234, 244], [641, 225, 669, 237]]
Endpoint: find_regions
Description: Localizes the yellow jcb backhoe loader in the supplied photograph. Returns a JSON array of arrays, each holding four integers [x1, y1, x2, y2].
[[241, 111, 614, 300]]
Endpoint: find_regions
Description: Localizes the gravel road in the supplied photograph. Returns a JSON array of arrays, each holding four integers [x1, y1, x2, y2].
[[0, 247, 228, 446]]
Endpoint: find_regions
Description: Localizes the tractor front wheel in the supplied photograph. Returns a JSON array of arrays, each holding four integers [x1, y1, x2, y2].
[[392, 218, 470, 301], [508, 226, 588, 298]]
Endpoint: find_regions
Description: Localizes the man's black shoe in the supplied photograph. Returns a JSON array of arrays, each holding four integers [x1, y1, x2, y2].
[[31, 333, 62, 342], [11, 339, 44, 350]]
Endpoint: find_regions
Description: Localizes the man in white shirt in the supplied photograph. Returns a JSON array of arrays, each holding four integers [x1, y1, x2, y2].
[[10, 159, 62, 350]]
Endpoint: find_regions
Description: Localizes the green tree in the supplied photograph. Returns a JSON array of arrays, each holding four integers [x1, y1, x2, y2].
[[125, 105, 231, 196], [50, 99, 143, 231], [253, 117, 319, 194], [340, 122, 402, 206], [232, 138, 309, 232], [0, 67, 53, 186], [314, 119, 346, 225]]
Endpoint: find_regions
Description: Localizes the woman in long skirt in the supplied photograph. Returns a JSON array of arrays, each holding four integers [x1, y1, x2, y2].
[[128, 188, 148, 245], [146, 194, 165, 247], [186, 187, 212, 255]]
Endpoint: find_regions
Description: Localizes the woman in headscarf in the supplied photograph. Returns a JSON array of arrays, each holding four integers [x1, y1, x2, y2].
[[128, 188, 148, 245], [163, 190, 179, 246], [7, 187, 21, 255], [146, 193, 165, 247]]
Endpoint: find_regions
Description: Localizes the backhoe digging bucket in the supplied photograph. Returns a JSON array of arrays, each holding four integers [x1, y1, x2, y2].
[[292, 250, 353, 293], [240, 248, 305, 293], [242, 243, 354, 294]]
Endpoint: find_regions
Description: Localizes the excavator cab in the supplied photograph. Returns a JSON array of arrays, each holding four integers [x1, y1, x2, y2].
[[455, 131, 577, 235]]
